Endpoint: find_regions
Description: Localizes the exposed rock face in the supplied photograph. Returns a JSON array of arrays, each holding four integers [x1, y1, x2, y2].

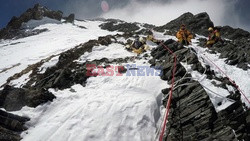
[[7, 4, 62, 29], [99, 19, 140, 33], [220, 26, 250, 40], [0, 110, 29, 141], [65, 14, 75, 23], [29, 35, 131, 90], [209, 39, 250, 70], [0, 85, 55, 111], [150, 40, 250, 140], [154, 12, 214, 36], [157, 12, 250, 70], [197, 33, 250, 70], [0, 4, 63, 39]]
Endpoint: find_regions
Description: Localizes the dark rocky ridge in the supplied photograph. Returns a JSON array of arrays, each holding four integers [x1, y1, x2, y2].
[[154, 12, 250, 41], [0, 4, 62, 39], [153, 12, 250, 70], [150, 40, 250, 140], [99, 19, 155, 36], [0, 4, 75, 40], [100, 19, 140, 33], [0, 109, 29, 141], [154, 12, 214, 36]]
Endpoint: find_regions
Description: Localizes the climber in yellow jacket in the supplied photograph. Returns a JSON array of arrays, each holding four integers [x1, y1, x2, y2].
[[176, 24, 193, 45], [206, 27, 223, 47]]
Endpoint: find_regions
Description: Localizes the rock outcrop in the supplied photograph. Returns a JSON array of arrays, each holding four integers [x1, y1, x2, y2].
[[154, 12, 250, 70], [99, 19, 140, 33], [150, 40, 250, 140], [64, 14, 75, 23], [0, 4, 63, 39], [0, 85, 55, 111], [0, 110, 29, 141], [154, 12, 214, 36]]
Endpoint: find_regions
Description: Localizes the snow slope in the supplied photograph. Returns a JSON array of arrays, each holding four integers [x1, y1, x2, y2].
[[0, 19, 118, 86], [12, 42, 167, 141]]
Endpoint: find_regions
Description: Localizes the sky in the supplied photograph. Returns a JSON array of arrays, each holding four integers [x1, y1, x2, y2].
[[0, 0, 250, 31]]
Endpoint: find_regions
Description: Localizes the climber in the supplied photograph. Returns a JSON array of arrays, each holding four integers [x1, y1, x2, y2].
[[146, 34, 162, 45], [125, 37, 150, 54], [206, 27, 223, 47], [176, 24, 193, 45]]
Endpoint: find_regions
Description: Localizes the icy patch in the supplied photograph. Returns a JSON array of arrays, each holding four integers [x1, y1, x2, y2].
[[78, 43, 135, 63], [39, 56, 59, 74], [152, 31, 177, 41], [116, 37, 127, 43], [22, 17, 61, 29], [9, 71, 32, 88]]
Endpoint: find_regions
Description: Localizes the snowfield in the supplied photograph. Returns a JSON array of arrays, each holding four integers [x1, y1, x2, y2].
[[12, 40, 167, 141]]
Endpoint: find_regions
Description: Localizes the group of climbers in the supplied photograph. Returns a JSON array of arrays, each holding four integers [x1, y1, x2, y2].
[[176, 24, 223, 47], [126, 24, 223, 54]]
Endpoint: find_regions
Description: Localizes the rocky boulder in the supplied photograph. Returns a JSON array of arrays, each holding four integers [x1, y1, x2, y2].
[[64, 14, 75, 23], [220, 26, 250, 40], [0, 109, 29, 141], [6, 4, 62, 30], [99, 19, 140, 33], [155, 12, 214, 36], [0, 85, 55, 111]]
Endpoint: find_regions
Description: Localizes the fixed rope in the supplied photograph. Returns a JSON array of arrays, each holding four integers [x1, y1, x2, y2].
[[199, 51, 250, 105], [159, 42, 177, 141]]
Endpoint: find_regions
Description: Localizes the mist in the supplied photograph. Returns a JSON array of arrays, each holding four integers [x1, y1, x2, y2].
[[101, 0, 244, 29]]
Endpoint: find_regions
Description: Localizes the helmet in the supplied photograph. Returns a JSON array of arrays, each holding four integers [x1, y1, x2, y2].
[[208, 27, 213, 31], [139, 37, 145, 43]]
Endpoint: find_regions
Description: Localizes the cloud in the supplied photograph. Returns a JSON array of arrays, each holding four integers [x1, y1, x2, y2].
[[101, 0, 245, 30]]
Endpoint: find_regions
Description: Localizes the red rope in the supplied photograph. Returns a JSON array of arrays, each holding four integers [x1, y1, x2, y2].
[[203, 54, 250, 104], [159, 43, 177, 141]]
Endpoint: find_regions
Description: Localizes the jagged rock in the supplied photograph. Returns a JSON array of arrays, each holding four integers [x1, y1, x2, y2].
[[155, 12, 214, 36], [0, 110, 29, 141], [208, 38, 250, 70], [65, 14, 75, 23], [0, 85, 55, 111], [6, 4, 62, 29], [220, 26, 250, 40], [99, 19, 140, 32], [0, 3, 63, 39], [149, 38, 250, 140]]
